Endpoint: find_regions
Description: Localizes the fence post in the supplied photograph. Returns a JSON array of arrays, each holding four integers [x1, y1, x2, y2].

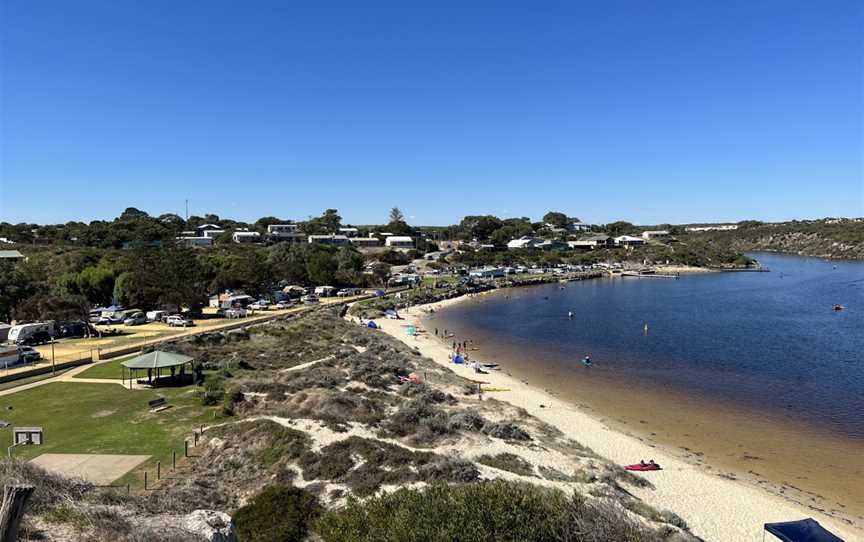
[[144, 471, 148, 490], [156, 461, 160, 480], [184, 440, 188, 457], [173, 450, 176, 470]]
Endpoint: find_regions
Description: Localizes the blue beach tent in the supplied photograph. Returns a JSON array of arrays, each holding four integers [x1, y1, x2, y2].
[[764, 519, 843, 542], [452, 355, 465, 364], [367, 321, 378, 329]]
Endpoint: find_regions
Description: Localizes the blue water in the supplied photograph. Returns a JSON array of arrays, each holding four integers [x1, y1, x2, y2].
[[436, 254, 864, 440]]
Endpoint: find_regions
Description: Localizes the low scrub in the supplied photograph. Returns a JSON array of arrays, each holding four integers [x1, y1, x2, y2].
[[476, 453, 536, 477], [315, 480, 667, 542], [234, 484, 321, 542]]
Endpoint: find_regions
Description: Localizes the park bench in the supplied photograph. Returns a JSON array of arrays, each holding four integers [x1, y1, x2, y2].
[[148, 397, 171, 413]]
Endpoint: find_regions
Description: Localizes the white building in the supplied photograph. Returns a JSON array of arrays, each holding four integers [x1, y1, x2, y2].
[[176, 236, 213, 248], [233, 231, 262, 244], [268, 224, 304, 242], [642, 230, 670, 240], [685, 225, 739, 232], [569, 222, 594, 232], [469, 267, 506, 279], [506, 236, 543, 250], [614, 235, 645, 247], [385, 236, 414, 249], [308, 235, 351, 246], [338, 227, 360, 237], [201, 229, 226, 239], [351, 237, 380, 248]]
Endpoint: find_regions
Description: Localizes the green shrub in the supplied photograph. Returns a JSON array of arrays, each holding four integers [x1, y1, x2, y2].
[[476, 453, 535, 477], [316, 480, 567, 542], [234, 485, 320, 542]]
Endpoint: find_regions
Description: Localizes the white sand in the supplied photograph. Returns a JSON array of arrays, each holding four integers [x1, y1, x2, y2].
[[373, 296, 859, 542]]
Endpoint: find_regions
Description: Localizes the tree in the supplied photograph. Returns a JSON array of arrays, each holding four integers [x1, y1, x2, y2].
[[459, 215, 503, 240], [389, 207, 405, 223], [119, 207, 149, 220], [542, 211, 570, 228], [302, 209, 342, 234], [605, 221, 635, 236], [307, 251, 338, 285]]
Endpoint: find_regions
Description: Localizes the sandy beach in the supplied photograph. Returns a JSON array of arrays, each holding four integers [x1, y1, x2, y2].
[[373, 294, 859, 542]]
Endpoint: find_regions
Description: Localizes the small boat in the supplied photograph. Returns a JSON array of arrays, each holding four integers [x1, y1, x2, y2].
[[832, 304, 844, 311], [581, 357, 592, 367], [481, 363, 499, 369], [625, 462, 662, 472]]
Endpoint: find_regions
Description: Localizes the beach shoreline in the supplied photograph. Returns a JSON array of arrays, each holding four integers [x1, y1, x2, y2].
[[371, 292, 859, 542]]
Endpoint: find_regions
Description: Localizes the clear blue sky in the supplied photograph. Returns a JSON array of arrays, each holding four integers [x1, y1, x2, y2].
[[1, 0, 862, 226]]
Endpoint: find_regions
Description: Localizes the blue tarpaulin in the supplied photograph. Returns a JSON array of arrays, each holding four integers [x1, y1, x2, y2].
[[452, 355, 464, 364], [764, 519, 843, 542], [367, 321, 378, 329]]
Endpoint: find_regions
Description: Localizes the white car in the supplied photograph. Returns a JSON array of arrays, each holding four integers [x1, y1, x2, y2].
[[223, 308, 247, 319], [249, 301, 270, 310], [301, 294, 320, 305], [274, 301, 293, 309], [166, 315, 194, 327]]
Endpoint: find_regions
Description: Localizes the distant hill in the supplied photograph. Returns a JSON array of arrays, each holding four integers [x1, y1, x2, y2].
[[684, 219, 864, 260]]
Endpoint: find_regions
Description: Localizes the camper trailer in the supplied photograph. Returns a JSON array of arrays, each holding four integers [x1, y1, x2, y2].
[[8, 322, 54, 345]]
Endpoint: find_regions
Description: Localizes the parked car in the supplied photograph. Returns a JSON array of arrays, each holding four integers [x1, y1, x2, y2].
[[18, 346, 41, 363], [96, 315, 124, 326], [124, 312, 147, 326], [17, 330, 52, 346], [249, 300, 270, 310], [274, 301, 293, 309], [222, 308, 247, 319], [146, 310, 169, 322], [57, 321, 89, 339], [166, 315, 194, 327], [301, 294, 320, 305]]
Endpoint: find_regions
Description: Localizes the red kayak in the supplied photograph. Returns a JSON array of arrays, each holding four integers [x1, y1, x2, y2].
[[625, 463, 662, 471]]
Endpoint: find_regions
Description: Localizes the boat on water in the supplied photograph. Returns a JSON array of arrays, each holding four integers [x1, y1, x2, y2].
[[833, 304, 844, 311]]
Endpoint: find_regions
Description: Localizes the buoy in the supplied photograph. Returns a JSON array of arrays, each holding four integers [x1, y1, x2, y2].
[[568, 311, 573, 318], [643, 323, 649, 334]]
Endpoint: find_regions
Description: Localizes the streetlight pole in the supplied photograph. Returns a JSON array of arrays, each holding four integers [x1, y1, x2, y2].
[[51, 340, 55, 375]]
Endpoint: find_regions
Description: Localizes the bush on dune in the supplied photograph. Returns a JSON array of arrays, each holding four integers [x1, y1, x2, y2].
[[233, 484, 321, 542], [315, 480, 669, 542]]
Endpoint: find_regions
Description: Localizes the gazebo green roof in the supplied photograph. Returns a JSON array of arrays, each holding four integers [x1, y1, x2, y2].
[[121, 351, 193, 370]]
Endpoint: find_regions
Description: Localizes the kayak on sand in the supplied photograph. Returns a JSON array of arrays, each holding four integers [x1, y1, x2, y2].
[[625, 462, 662, 472]]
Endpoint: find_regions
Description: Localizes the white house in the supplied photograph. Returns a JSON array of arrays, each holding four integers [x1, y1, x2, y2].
[[614, 235, 645, 247], [385, 236, 414, 249], [351, 237, 380, 248], [233, 231, 262, 244], [569, 222, 594, 232], [308, 235, 351, 246], [0, 250, 25, 263], [642, 230, 670, 240], [200, 229, 225, 239], [268, 224, 304, 242], [685, 225, 738, 232], [176, 236, 213, 248], [506, 236, 543, 250], [338, 227, 360, 238], [469, 267, 506, 279], [568, 235, 614, 250]]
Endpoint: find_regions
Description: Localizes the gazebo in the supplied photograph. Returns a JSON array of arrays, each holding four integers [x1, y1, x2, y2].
[[121, 350, 194, 389]]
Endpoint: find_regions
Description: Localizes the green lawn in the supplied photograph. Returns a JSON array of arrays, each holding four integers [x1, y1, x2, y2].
[[72, 357, 132, 380], [0, 381, 217, 486]]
